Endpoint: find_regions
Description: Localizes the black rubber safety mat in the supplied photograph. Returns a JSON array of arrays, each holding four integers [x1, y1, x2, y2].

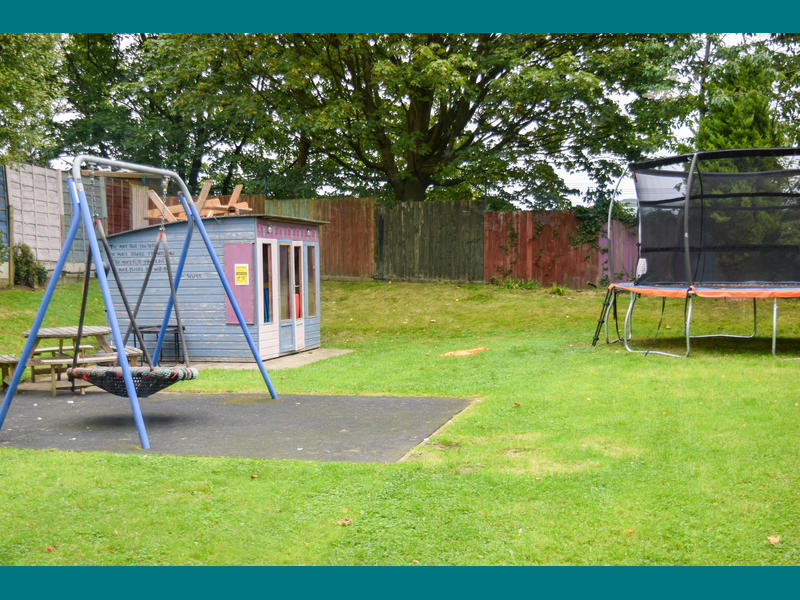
[[0, 391, 470, 463]]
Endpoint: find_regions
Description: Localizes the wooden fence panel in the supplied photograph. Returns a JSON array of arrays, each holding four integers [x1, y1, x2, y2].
[[0, 167, 8, 284], [105, 178, 131, 234], [0, 167, 8, 249], [375, 200, 484, 281], [599, 220, 637, 282], [262, 197, 375, 279], [4, 164, 63, 265], [483, 211, 598, 289], [60, 172, 107, 267]]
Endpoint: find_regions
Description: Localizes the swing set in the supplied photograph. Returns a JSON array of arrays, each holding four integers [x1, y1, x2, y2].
[[0, 156, 278, 449]]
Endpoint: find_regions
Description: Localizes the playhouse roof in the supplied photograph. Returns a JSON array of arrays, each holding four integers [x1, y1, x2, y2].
[[108, 212, 328, 238]]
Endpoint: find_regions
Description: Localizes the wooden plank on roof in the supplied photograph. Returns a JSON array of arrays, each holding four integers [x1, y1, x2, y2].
[[194, 181, 213, 212], [147, 190, 178, 223], [229, 184, 243, 205]]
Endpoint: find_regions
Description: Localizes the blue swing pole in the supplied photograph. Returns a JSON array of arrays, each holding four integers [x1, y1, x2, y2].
[[73, 176, 150, 449], [0, 181, 83, 429], [185, 199, 279, 399]]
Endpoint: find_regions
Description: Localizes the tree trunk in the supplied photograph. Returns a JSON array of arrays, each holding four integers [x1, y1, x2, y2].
[[221, 140, 246, 195], [188, 155, 203, 195], [392, 177, 429, 202]]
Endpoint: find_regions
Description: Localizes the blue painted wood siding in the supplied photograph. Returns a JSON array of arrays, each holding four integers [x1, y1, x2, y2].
[[106, 216, 322, 362], [107, 218, 257, 362]]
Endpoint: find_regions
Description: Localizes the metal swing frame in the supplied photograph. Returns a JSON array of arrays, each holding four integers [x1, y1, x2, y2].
[[0, 156, 278, 449]]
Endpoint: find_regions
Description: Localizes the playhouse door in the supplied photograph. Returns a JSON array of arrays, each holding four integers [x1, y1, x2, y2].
[[278, 243, 295, 353], [292, 241, 305, 351], [257, 240, 279, 357]]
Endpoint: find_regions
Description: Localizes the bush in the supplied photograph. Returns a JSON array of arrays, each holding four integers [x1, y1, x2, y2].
[[488, 276, 541, 291], [12, 243, 48, 288]]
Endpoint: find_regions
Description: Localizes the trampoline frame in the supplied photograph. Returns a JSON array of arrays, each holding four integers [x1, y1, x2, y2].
[[601, 147, 800, 358], [600, 284, 800, 358]]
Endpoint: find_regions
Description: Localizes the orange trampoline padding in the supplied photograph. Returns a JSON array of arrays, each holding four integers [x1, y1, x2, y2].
[[608, 283, 800, 299], [609, 283, 689, 298], [691, 286, 800, 299]]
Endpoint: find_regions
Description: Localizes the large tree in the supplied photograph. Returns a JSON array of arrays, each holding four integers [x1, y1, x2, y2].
[[41, 33, 133, 163], [0, 33, 62, 163], [47, 33, 264, 194], [44, 33, 700, 203], [693, 36, 786, 150], [225, 33, 696, 207]]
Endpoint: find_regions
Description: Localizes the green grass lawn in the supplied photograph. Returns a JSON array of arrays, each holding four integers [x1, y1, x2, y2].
[[1, 279, 799, 565]]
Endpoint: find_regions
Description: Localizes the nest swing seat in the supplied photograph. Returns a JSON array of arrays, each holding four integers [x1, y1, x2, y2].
[[68, 365, 198, 397]]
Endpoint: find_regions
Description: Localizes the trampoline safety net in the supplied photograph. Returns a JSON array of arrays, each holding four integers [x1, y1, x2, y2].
[[632, 148, 800, 286]]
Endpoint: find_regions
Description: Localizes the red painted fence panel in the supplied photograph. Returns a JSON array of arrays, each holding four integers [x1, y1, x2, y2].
[[483, 211, 599, 289], [104, 178, 131, 234], [309, 198, 375, 280], [598, 220, 637, 283]]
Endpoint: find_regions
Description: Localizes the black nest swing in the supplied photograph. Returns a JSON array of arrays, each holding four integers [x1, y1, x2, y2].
[[69, 365, 198, 397], [67, 181, 198, 396]]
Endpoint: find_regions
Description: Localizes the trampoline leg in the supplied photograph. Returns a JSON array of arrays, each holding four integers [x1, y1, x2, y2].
[[684, 295, 693, 357], [622, 291, 689, 358], [690, 296, 758, 340], [772, 298, 778, 358], [622, 292, 637, 353]]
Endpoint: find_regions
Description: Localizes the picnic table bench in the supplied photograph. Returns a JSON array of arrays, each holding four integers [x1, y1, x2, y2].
[[37, 346, 144, 396], [1, 353, 18, 390], [24, 325, 113, 383]]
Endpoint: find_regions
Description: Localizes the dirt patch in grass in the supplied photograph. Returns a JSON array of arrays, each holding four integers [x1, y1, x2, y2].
[[501, 454, 600, 476], [579, 435, 642, 459]]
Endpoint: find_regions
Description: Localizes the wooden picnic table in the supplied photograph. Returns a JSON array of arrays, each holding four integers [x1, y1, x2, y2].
[[22, 325, 143, 396], [23, 325, 112, 388], [24, 325, 113, 355]]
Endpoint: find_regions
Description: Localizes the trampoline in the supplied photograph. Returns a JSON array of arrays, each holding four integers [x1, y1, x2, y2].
[[594, 147, 800, 357]]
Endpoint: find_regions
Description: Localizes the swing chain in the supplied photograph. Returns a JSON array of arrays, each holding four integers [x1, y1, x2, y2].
[[88, 165, 98, 219], [159, 176, 171, 229]]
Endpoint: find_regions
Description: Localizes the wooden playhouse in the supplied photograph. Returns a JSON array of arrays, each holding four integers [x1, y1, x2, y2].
[[106, 213, 325, 363]]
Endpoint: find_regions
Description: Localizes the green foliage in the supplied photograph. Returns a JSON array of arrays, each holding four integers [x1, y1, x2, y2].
[[694, 43, 786, 151], [44, 34, 700, 206], [572, 191, 636, 248], [39, 34, 133, 165], [0, 33, 62, 162], [11, 244, 48, 288], [488, 277, 541, 290]]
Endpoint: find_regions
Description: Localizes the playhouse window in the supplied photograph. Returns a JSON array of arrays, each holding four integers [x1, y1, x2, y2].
[[307, 246, 317, 317], [279, 244, 291, 320], [262, 243, 272, 323], [294, 245, 303, 318]]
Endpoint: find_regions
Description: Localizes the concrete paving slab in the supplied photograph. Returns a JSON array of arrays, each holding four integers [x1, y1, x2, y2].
[[191, 348, 354, 371], [0, 389, 470, 463]]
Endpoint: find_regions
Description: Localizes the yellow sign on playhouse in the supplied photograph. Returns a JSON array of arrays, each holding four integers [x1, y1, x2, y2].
[[234, 264, 249, 286]]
